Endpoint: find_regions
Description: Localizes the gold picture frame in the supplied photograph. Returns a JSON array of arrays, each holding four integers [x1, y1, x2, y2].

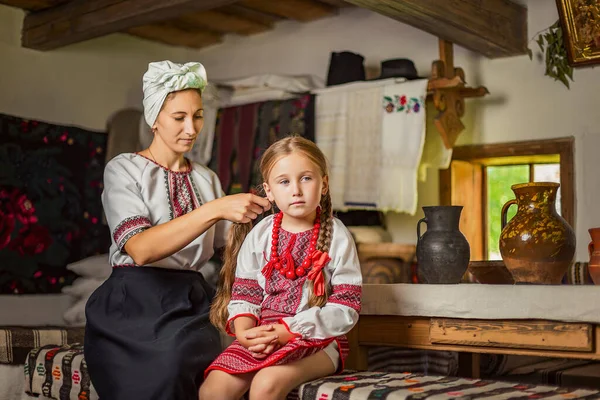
[[556, 0, 600, 66]]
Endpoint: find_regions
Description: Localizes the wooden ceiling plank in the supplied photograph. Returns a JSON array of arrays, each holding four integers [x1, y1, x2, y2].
[[316, 0, 354, 7], [342, 0, 527, 58], [218, 4, 284, 26], [239, 0, 337, 22], [179, 9, 272, 35], [22, 0, 239, 50], [0, 0, 67, 11], [127, 23, 222, 48]]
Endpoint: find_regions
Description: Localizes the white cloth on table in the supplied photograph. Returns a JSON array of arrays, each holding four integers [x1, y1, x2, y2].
[[361, 284, 600, 324]]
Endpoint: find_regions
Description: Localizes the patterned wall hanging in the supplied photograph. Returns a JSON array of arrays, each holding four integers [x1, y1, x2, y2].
[[0, 113, 110, 294]]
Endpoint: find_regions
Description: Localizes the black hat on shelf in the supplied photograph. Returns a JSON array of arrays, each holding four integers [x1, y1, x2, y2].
[[325, 51, 366, 86], [373, 58, 423, 80]]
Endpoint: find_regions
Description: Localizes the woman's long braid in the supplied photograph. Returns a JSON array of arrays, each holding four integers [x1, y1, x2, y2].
[[209, 222, 253, 332], [308, 191, 333, 308]]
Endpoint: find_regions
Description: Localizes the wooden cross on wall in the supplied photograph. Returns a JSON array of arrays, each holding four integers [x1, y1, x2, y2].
[[427, 39, 489, 149]]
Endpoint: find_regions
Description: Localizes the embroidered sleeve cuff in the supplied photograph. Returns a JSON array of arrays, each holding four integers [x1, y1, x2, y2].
[[113, 215, 152, 251], [280, 317, 307, 339], [279, 318, 303, 340], [226, 313, 259, 337], [226, 301, 261, 336]]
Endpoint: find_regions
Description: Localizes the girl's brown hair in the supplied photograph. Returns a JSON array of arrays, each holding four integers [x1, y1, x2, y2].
[[209, 136, 334, 332]]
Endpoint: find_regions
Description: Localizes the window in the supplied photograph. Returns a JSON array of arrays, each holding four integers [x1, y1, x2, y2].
[[439, 138, 574, 261]]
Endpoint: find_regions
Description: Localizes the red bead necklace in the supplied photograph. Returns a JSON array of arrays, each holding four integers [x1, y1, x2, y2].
[[266, 208, 321, 280]]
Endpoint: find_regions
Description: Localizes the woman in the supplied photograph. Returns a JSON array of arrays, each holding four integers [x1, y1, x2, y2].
[[84, 60, 272, 400]]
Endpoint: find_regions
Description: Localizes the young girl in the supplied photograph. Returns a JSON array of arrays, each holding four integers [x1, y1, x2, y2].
[[200, 136, 362, 400]]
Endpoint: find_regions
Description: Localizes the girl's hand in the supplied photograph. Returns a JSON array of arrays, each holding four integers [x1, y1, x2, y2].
[[247, 341, 280, 358], [215, 194, 271, 223], [246, 324, 296, 350], [270, 324, 297, 346], [236, 325, 278, 356], [242, 325, 287, 359]]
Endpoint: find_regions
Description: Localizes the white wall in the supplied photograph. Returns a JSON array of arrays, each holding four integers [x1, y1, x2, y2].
[[0, 5, 196, 130], [2, 1, 598, 260]]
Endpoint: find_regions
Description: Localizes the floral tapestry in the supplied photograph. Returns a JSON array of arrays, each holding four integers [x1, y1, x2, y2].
[[0, 113, 110, 294]]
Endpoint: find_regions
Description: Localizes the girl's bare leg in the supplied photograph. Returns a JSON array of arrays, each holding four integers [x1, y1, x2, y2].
[[249, 351, 336, 400], [199, 370, 254, 400]]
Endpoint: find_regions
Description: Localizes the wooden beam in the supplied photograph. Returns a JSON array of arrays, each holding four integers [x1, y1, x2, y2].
[[238, 0, 337, 22], [342, 0, 527, 58], [317, 0, 354, 7], [127, 23, 222, 49], [178, 10, 271, 35], [22, 0, 239, 50], [357, 316, 600, 361], [0, 0, 66, 11], [219, 4, 284, 26], [430, 318, 593, 352]]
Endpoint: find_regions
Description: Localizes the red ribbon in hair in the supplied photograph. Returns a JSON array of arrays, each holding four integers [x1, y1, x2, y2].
[[306, 250, 331, 296]]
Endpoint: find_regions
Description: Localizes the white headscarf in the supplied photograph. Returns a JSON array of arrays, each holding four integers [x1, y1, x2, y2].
[[142, 60, 208, 127]]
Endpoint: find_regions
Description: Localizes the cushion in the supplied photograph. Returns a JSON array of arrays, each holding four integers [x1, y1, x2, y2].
[[24, 343, 98, 400], [61, 277, 105, 298], [0, 327, 84, 365], [297, 371, 600, 399], [66, 254, 111, 279]]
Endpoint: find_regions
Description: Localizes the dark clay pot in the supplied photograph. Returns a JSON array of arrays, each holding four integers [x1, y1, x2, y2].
[[416, 206, 471, 284]]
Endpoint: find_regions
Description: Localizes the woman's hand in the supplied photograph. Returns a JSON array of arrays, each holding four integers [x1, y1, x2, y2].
[[215, 194, 271, 223]]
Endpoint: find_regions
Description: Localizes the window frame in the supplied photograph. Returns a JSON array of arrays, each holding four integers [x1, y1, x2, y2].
[[439, 137, 575, 261]]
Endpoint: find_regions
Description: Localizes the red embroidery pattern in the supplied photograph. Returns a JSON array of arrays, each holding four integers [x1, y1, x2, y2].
[[205, 309, 349, 377], [167, 173, 200, 219], [113, 215, 151, 250], [231, 278, 263, 305], [328, 284, 362, 313], [263, 229, 311, 314]]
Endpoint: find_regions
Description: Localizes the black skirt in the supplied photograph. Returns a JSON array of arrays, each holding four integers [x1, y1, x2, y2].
[[84, 267, 221, 400]]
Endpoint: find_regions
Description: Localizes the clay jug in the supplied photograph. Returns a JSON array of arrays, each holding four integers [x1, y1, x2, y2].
[[500, 182, 575, 284], [588, 228, 600, 284], [416, 206, 470, 284]]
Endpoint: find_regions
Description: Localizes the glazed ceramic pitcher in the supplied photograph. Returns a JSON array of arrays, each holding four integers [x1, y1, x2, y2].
[[500, 182, 575, 284], [588, 228, 600, 285]]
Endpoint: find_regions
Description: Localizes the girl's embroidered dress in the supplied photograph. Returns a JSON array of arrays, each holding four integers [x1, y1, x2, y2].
[[205, 214, 362, 376]]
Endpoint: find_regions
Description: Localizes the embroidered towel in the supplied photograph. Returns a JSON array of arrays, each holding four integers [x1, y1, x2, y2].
[[314, 78, 405, 211], [315, 91, 348, 210], [343, 86, 382, 208], [379, 79, 428, 214]]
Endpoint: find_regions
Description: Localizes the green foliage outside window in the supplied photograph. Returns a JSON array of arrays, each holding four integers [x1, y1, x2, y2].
[[486, 165, 529, 259]]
